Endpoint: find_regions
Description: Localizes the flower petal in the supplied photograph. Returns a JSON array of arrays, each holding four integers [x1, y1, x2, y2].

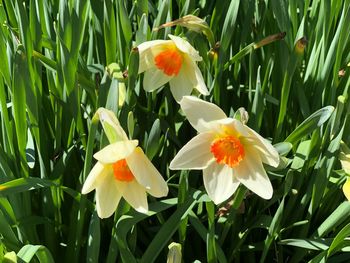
[[234, 147, 273, 199], [169, 132, 215, 170], [96, 108, 128, 142], [179, 96, 227, 132], [126, 147, 168, 197], [343, 178, 350, 201], [116, 180, 149, 213], [242, 127, 279, 167], [190, 60, 209, 95], [203, 162, 240, 204], [340, 142, 350, 174], [169, 70, 194, 102], [169, 57, 209, 102], [82, 162, 106, 194], [168, 34, 202, 61], [95, 172, 122, 218], [93, 140, 138, 164], [138, 40, 172, 73], [143, 67, 173, 92]]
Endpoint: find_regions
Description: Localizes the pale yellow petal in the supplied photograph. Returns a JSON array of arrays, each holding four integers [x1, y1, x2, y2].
[[168, 34, 202, 61], [169, 70, 193, 102], [143, 67, 173, 92], [126, 147, 168, 197], [82, 162, 106, 194], [95, 172, 122, 218], [138, 40, 172, 73], [343, 178, 350, 201], [93, 140, 138, 164], [179, 96, 227, 133], [203, 162, 240, 204], [234, 147, 273, 199], [116, 180, 149, 213], [340, 142, 350, 174], [243, 125, 279, 167], [96, 108, 129, 142], [191, 60, 209, 95], [169, 132, 215, 170]]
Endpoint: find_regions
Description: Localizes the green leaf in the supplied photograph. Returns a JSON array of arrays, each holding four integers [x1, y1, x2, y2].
[[285, 106, 334, 144], [146, 119, 161, 160], [17, 245, 54, 263], [314, 202, 350, 237], [0, 178, 56, 196], [86, 212, 101, 263]]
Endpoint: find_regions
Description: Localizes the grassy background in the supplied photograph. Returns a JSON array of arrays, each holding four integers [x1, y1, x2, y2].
[[1, 0, 350, 262]]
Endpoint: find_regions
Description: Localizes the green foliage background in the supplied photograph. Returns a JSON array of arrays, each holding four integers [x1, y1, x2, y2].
[[1, 0, 350, 262]]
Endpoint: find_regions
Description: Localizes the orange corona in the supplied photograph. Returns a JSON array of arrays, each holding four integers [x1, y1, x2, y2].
[[210, 135, 245, 167], [154, 47, 183, 76], [113, 159, 134, 182]]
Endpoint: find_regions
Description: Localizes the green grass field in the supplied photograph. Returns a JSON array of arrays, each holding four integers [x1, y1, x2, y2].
[[1, 0, 350, 262]]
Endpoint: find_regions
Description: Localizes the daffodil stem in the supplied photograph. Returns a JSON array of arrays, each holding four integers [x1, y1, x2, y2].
[[232, 186, 247, 210], [206, 201, 217, 263]]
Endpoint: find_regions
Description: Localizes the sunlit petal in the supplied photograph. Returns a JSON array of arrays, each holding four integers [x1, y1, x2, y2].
[[82, 162, 106, 194], [180, 96, 227, 132], [143, 67, 173, 92], [93, 140, 138, 164], [117, 180, 149, 213], [168, 34, 202, 61], [170, 132, 215, 170], [169, 70, 194, 102], [203, 162, 240, 204], [235, 148, 273, 199], [96, 108, 128, 142], [138, 40, 172, 73], [343, 178, 350, 201], [191, 60, 209, 95], [95, 172, 122, 218], [340, 142, 350, 174], [127, 147, 168, 197], [244, 126, 279, 167]]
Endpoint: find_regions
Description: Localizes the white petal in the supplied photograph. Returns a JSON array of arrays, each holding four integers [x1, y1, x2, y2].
[[96, 108, 128, 142], [138, 40, 172, 73], [179, 96, 227, 132], [203, 162, 240, 204], [169, 132, 215, 170], [82, 162, 106, 194], [244, 126, 279, 167], [234, 148, 273, 199], [191, 60, 209, 95], [143, 67, 173, 92], [168, 34, 202, 61], [95, 172, 122, 218], [93, 140, 138, 164], [116, 180, 149, 213], [169, 70, 193, 102], [126, 147, 168, 197]]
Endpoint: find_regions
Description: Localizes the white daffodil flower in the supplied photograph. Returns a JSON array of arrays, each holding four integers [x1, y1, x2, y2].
[[138, 34, 209, 102], [82, 108, 168, 218], [169, 96, 279, 204]]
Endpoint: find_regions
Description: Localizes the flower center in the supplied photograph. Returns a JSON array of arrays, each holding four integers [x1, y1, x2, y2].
[[210, 135, 245, 167], [113, 159, 134, 182], [154, 47, 183, 76]]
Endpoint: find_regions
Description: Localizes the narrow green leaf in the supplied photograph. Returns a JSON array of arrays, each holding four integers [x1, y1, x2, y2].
[[17, 245, 54, 263], [285, 106, 334, 144], [146, 119, 161, 160]]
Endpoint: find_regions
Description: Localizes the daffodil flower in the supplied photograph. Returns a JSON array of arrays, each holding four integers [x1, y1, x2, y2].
[[138, 34, 209, 102], [169, 96, 279, 204], [340, 141, 350, 201], [82, 108, 168, 218]]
